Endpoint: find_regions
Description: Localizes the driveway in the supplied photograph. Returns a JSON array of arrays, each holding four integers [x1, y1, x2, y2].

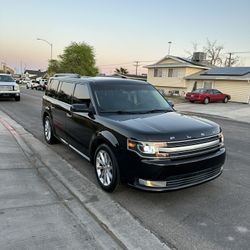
[[175, 102, 250, 124]]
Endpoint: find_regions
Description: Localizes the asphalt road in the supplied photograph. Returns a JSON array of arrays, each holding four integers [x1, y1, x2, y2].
[[1, 88, 250, 250]]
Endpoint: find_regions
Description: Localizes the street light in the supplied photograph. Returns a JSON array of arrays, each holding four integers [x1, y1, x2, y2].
[[168, 41, 172, 55], [37, 38, 53, 61]]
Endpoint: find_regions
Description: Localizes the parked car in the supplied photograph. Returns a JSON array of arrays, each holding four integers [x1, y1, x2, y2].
[[53, 73, 81, 78], [185, 88, 231, 104], [0, 74, 20, 101], [42, 77, 225, 192], [36, 79, 48, 91], [26, 80, 40, 89]]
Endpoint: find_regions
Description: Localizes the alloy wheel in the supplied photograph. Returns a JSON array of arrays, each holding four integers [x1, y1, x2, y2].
[[44, 118, 51, 142], [95, 149, 113, 186]]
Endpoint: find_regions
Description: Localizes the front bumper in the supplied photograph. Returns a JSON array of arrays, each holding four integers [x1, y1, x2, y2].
[[0, 91, 20, 97], [126, 148, 225, 191]]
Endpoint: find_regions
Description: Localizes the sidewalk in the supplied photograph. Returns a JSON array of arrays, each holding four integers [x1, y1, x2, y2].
[[175, 102, 250, 124], [0, 110, 169, 250]]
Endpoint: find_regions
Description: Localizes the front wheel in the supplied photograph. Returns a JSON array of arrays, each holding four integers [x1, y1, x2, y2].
[[223, 97, 229, 103], [94, 144, 120, 192], [203, 97, 209, 104], [15, 96, 20, 101], [43, 116, 57, 144]]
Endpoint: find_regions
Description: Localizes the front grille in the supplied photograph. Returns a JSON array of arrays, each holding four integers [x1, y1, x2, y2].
[[0, 85, 14, 91], [165, 167, 222, 189], [158, 134, 223, 160]]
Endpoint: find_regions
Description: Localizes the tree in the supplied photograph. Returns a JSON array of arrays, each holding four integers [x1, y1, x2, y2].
[[203, 39, 224, 66], [114, 67, 128, 75], [187, 39, 239, 67], [48, 42, 98, 76]]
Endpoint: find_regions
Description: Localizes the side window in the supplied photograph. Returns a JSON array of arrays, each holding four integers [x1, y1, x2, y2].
[[58, 82, 74, 104], [47, 79, 59, 98], [73, 84, 91, 107], [213, 89, 222, 95]]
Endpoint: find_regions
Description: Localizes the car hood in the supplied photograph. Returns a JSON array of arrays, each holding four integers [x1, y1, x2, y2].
[[99, 111, 220, 141], [0, 81, 16, 86]]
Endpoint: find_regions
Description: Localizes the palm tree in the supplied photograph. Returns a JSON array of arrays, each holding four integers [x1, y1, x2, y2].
[[114, 67, 128, 75]]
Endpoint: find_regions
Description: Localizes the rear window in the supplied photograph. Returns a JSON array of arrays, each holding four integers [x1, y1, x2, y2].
[[193, 89, 207, 93], [47, 79, 59, 98]]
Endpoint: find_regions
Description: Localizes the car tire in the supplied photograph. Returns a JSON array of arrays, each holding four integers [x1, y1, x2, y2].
[[190, 100, 194, 103], [223, 97, 228, 103], [26, 86, 29, 89], [43, 116, 57, 144], [203, 97, 209, 104], [94, 144, 120, 192], [15, 96, 20, 101]]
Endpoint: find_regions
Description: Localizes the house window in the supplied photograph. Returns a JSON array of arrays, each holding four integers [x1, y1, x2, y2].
[[168, 68, 173, 77], [154, 68, 162, 77], [203, 81, 213, 89]]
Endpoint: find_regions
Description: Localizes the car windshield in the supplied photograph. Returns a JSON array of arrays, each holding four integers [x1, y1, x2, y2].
[[192, 89, 207, 93], [91, 82, 173, 114], [0, 75, 15, 82]]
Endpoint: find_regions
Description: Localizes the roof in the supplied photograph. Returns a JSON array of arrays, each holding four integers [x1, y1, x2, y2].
[[185, 67, 250, 81], [144, 55, 210, 70], [53, 76, 148, 85], [24, 69, 47, 78]]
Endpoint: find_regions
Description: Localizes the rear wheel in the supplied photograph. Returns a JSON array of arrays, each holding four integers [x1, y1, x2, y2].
[[223, 97, 229, 103], [94, 144, 120, 192], [203, 97, 209, 104], [44, 116, 57, 144]]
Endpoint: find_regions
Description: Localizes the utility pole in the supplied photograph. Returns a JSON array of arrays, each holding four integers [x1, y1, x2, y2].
[[227, 51, 250, 67], [134, 61, 141, 75], [228, 53, 232, 67]]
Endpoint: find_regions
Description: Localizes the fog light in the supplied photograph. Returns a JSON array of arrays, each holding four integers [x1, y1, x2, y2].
[[139, 179, 167, 187]]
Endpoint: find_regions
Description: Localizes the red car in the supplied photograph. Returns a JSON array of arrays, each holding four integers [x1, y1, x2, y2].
[[185, 88, 231, 104]]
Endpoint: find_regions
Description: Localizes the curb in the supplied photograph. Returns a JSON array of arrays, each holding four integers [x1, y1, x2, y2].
[[0, 110, 171, 250], [177, 110, 250, 125]]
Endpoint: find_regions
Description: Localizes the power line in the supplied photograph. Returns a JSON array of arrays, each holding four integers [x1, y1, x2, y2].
[[98, 60, 156, 67]]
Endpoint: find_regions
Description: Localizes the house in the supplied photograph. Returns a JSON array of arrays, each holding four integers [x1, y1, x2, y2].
[[112, 73, 147, 81], [185, 67, 250, 103], [145, 54, 210, 96], [0, 63, 15, 74], [23, 69, 47, 80]]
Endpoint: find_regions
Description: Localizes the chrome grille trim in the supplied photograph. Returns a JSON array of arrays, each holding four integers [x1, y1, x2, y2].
[[167, 134, 219, 145], [159, 139, 220, 153]]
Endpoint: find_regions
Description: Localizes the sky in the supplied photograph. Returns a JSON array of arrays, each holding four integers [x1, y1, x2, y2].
[[1, 0, 250, 74]]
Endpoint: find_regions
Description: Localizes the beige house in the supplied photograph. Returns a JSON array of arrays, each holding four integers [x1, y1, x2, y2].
[[185, 67, 250, 104], [145, 55, 209, 96]]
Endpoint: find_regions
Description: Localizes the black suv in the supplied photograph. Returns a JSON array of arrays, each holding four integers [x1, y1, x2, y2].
[[42, 77, 225, 192]]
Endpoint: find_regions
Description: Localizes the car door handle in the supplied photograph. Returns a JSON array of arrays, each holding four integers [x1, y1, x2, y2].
[[66, 113, 72, 118]]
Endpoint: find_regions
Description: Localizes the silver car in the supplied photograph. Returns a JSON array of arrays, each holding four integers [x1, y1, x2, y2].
[[0, 74, 20, 101]]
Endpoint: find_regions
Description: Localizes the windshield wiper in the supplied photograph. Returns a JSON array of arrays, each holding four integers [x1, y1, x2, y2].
[[99, 110, 139, 114], [142, 109, 173, 114]]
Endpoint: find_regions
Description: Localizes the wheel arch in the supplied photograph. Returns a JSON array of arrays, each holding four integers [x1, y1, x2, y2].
[[90, 130, 120, 164]]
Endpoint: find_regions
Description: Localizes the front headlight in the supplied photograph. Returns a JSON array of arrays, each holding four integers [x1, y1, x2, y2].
[[219, 132, 224, 144], [127, 139, 169, 158], [14, 85, 20, 91]]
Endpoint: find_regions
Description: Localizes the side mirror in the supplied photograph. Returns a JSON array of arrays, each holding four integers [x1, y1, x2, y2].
[[168, 101, 174, 108], [70, 103, 89, 112]]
